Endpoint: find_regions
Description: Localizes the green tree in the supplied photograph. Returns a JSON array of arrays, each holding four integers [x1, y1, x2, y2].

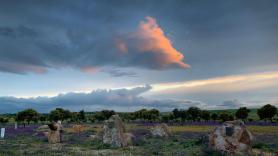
[[49, 108, 71, 122], [173, 108, 180, 119], [90, 110, 115, 122], [0, 116, 9, 124], [100, 110, 115, 120], [161, 113, 174, 123], [187, 107, 201, 121], [16, 109, 40, 126], [146, 109, 160, 121], [201, 110, 211, 121], [219, 112, 231, 122], [39, 114, 47, 123], [78, 110, 86, 122], [211, 113, 218, 122], [235, 107, 250, 121], [257, 104, 277, 122], [134, 109, 147, 120]]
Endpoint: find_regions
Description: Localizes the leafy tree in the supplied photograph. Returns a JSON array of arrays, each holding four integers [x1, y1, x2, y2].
[[16, 109, 40, 125], [180, 110, 188, 121], [78, 110, 86, 121], [90, 110, 115, 122], [70, 112, 79, 122], [0, 116, 9, 124], [211, 113, 218, 122], [257, 104, 277, 122], [39, 115, 47, 123], [146, 109, 160, 121], [161, 113, 174, 123], [173, 108, 180, 119], [219, 112, 231, 122], [235, 107, 250, 121], [187, 107, 201, 121], [101, 110, 115, 120], [49, 108, 71, 122], [201, 110, 211, 121], [133, 109, 160, 121], [134, 109, 148, 120]]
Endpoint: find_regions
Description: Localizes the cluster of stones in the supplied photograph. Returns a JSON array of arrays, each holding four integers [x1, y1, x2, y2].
[[37, 114, 262, 156]]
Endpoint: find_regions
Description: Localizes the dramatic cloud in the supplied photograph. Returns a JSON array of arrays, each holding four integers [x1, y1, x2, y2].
[[0, 12, 188, 75], [0, 85, 206, 113], [218, 99, 243, 109], [101, 68, 137, 77], [115, 17, 189, 69]]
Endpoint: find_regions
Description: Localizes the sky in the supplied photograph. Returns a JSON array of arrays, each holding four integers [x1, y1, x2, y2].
[[0, 0, 278, 113]]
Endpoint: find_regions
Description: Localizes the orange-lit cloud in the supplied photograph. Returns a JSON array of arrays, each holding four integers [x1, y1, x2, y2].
[[0, 61, 47, 74], [115, 38, 128, 54], [81, 66, 99, 73], [116, 16, 189, 69]]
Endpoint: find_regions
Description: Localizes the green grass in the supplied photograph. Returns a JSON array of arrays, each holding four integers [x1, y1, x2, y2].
[[0, 123, 277, 156]]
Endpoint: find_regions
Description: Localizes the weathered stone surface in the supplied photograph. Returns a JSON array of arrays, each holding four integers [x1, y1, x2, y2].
[[47, 122, 63, 144], [151, 123, 172, 137], [124, 132, 135, 146], [209, 120, 253, 155], [102, 115, 129, 147]]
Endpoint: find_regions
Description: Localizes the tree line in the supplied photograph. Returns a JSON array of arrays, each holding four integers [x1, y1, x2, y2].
[[0, 104, 277, 125]]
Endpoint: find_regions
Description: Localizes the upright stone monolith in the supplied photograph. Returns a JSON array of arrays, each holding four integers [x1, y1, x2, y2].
[[102, 115, 128, 147], [209, 120, 253, 155], [0, 128, 5, 139], [47, 121, 63, 144]]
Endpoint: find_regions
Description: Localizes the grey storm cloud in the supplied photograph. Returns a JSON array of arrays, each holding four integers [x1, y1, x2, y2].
[[218, 99, 243, 109], [0, 0, 277, 77], [0, 85, 206, 113], [0, 0, 190, 74], [101, 68, 137, 77]]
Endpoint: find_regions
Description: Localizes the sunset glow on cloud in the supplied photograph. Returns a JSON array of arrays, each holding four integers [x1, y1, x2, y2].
[[0, 0, 278, 112], [116, 16, 190, 69], [150, 71, 278, 94]]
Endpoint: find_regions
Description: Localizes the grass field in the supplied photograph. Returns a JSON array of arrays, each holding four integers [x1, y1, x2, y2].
[[0, 123, 277, 156]]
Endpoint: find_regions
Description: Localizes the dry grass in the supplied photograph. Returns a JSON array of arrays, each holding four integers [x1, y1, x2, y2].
[[168, 125, 278, 134], [247, 126, 278, 134], [170, 125, 214, 133]]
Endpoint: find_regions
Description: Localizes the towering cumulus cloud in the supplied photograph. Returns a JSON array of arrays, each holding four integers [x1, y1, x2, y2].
[[116, 16, 189, 69]]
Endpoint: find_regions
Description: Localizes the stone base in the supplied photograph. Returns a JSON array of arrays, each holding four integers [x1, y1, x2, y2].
[[48, 130, 61, 144]]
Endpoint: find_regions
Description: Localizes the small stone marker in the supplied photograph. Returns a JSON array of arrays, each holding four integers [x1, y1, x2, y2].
[[15, 122, 18, 130], [151, 123, 172, 137], [0, 128, 5, 139]]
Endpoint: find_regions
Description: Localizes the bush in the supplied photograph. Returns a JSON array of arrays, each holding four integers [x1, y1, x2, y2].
[[257, 104, 277, 122], [0, 116, 9, 124]]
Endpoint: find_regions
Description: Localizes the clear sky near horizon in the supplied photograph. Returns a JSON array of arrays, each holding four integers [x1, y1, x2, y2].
[[0, 0, 278, 113]]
